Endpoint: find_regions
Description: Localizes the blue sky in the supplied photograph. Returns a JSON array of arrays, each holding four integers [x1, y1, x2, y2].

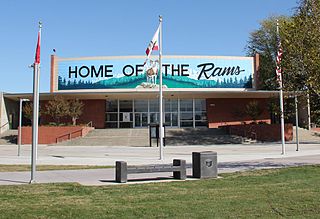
[[0, 0, 298, 93]]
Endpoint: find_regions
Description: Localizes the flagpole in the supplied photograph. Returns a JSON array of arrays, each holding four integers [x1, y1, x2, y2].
[[279, 78, 285, 155], [159, 15, 164, 160], [30, 21, 42, 184], [295, 93, 299, 151], [276, 20, 286, 155]]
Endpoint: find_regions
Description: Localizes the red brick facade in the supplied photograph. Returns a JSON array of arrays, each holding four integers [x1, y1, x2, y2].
[[77, 100, 106, 128], [206, 98, 271, 128]]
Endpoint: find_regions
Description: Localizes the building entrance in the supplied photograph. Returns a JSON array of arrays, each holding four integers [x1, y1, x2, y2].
[[105, 99, 207, 128]]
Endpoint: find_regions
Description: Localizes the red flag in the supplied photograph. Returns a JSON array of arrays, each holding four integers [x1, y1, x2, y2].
[[34, 30, 41, 64], [146, 25, 160, 58]]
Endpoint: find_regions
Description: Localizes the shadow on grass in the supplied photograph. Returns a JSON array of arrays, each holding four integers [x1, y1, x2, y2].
[[0, 178, 29, 184], [100, 176, 182, 184], [218, 161, 309, 171]]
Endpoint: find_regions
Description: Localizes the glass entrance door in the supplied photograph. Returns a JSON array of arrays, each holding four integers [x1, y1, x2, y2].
[[134, 112, 148, 127], [134, 100, 148, 128], [106, 98, 207, 128], [119, 100, 133, 128], [164, 99, 178, 127]]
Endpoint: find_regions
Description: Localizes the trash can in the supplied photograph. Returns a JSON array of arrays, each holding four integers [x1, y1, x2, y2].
[[192, 151, 217, 178]]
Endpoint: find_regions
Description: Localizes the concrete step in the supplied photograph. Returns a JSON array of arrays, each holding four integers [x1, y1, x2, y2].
[[56, 127, 250, 146], [86, 128, 149, 137], [57, 136, 149, 147], [166, 135, 245, 145], [166, 127, 227, 137], [292, 126, 320, 142]]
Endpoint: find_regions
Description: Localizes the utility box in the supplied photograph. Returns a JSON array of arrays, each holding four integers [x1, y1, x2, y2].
[[192, 151, 217, 179]]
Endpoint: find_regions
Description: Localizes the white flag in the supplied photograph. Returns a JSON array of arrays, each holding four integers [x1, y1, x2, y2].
[[145, 25, 160, 58]]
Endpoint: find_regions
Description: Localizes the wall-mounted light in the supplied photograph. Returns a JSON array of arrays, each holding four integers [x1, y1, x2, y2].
[[210, 103, 215, 107]]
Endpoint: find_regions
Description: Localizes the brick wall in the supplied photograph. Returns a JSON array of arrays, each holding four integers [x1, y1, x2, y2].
[[206, 98, 271, 128], [20, 126, 94, 144], [77, 100, 106, 128], [312, 128, 320, 132], [226, 124, 293, 141]]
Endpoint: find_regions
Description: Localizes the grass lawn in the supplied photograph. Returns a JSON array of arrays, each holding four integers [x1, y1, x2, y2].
[[0, 165, 113, 172], [0, 165, 320, 218]]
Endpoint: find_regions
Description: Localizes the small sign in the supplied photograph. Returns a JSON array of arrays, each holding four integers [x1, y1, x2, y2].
[[123, 113, 130, 122], [205, 159, 213, 167], [150, 126, 158, 138]]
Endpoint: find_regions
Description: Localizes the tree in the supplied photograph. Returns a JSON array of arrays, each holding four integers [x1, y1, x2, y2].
[[246, 1, 320, 124], [22, 102, 33, 122], [245, 101, 263, 122], [22, 102, 43, 124], [281, 0, 320, 94], [67, 99, 84, 125], [281, 0, 320, 125], [246, 16, 289, 90], [45, 96, 69, 125]]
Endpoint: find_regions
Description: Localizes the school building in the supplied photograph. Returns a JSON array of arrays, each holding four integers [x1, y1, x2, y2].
[[0, 54, 309, 134]]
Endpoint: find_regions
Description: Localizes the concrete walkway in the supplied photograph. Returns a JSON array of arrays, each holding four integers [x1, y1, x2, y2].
[[0, 142, 319, 185]]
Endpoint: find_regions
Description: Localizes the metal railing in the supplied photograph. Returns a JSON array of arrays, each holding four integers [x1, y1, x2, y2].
[[0, 122, 9, 129], [56, 129, 83, 143], [56, 121, 93, 143], [0, 122, 9, 133]]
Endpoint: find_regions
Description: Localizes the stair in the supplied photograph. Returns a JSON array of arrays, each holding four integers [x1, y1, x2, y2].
[[292, 126, 320, 143], [165, 128, 248, 145], [56, 128, 149, 146], [0, 129, 18, 145], [56, 127, 252, 146]]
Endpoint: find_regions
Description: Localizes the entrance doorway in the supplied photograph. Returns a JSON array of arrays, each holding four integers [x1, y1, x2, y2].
[[105, 98, 207, 128]]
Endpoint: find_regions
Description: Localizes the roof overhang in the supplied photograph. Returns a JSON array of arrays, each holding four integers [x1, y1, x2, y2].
[[3, 89, 291, 101]]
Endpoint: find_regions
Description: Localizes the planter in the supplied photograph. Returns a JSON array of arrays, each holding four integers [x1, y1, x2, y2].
[[19, 126, 94, 144], [224, 124, 293, 142], [312, 127, 320, 132]]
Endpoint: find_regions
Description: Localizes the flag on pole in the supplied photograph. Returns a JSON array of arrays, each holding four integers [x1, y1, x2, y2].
[[275, 40, 283, 87], [34, 30, 41, 64], [146, 25, 160, 58]]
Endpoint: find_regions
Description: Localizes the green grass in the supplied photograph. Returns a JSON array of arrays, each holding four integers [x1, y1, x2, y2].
[[0, 166, 320, 218], [0, 165, 113, 172]]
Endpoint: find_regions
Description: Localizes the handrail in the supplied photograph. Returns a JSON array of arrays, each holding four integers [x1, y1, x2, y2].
[[56, 128, 83, 143], [0, 122, 9, 130], [55, 121, 93, 143], [86, 121, 93, 127]]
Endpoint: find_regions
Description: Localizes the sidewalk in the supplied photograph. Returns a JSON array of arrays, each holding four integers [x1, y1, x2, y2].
[[0, 142, 319, 185]]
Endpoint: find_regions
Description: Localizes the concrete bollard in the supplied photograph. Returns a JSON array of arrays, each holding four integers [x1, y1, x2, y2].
[[192, 151, 217, 179], [116, 161, 127, 183]]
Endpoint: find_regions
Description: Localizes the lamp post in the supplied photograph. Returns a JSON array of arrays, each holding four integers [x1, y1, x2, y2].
[[18, 98, 29, 156]]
